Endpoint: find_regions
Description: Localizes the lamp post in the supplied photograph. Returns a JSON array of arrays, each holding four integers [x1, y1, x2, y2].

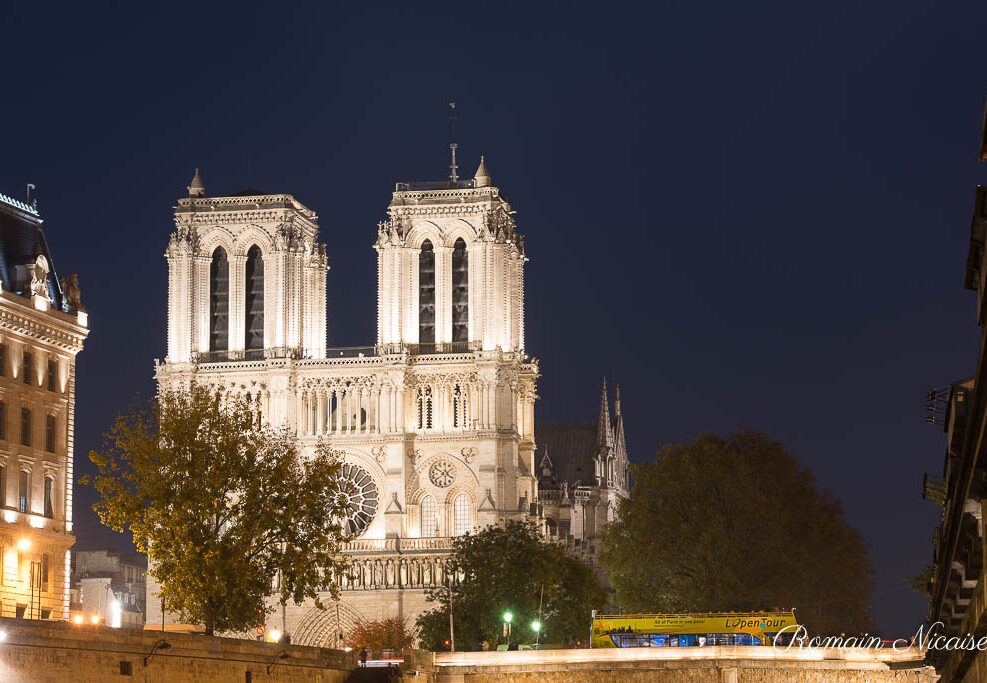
[[531, 620, 541, 649], [144, 639, 171, 667], [502, 611, 512, 644]]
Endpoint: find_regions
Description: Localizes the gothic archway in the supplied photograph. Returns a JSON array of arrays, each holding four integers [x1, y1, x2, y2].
[[292, 601, 365, 648]]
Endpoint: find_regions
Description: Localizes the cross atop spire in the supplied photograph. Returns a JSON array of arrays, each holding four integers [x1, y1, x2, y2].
[[448, 102, 458, 183]]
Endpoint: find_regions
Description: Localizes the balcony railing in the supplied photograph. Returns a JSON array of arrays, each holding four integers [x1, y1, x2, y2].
[[192, 342, 485, 365]]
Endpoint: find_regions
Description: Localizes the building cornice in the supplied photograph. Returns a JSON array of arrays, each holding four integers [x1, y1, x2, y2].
[[0, 293, 88, 353]]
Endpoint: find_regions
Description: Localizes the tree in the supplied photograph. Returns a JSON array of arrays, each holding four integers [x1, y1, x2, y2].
[[416, 521, 606, 650], [85, 383, 352, 635], [906, 565, 932, 598], [599, 431, 875, 635], [346, 617, 416, 651]]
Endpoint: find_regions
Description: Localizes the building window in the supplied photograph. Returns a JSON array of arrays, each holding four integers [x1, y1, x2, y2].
[[0, 344, 6, 377], [44, 475, 54, 518], [416, 385, 433, 430], [209, 247, 230, 352], [0, 401, 6, 441], [47, 360, 56, 392], [22, 352, 31, 385], [18, 471, 29, 513], [0, 465, 5, 507], [20, 408, 30, 447], [41, 553, 49, 589], [453, 494, 471, 537], [418, 240, 435, 346], [421, 495, 437, 538], [245, 245, 264, 351], [45, 415, 55, 453], [452, 238, 468, 344]]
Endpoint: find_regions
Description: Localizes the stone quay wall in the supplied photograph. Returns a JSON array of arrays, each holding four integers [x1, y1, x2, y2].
[[0, 617, 356, 682], [408, 646, 939, 683]]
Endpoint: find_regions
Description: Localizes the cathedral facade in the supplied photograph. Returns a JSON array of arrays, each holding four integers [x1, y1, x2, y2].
[[148, 160, 627, 644]]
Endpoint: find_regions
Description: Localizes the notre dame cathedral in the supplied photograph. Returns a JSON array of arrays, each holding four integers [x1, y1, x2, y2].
[[146, 158, 630, 644]]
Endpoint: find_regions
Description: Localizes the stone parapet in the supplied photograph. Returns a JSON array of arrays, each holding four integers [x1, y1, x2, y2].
[[421, 646, 937, 683], [0, 616, 355, 682]]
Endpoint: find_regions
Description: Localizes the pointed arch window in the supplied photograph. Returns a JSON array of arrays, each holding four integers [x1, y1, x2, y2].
[[209, 247, 229, 351], [419, 240, 435, 348], [452, 238, 468, 345], [421, 495, 437, 538], [245, 245, 264, 351], [453, 494, 471, 536]]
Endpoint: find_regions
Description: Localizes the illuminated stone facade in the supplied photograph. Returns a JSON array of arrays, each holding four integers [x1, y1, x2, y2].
[[149, 164, 545, 640], [0, 193, 88, 622]]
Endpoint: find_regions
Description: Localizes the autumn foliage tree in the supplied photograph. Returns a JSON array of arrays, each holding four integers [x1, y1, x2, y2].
[[85, 384, 352, 635], [599, 431, 875, 635], [416, 521, 606, 650], [346, 617, 417, 651]]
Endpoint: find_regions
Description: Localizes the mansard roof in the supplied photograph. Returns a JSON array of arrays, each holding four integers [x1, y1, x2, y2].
[[0, 192, 65, 311]]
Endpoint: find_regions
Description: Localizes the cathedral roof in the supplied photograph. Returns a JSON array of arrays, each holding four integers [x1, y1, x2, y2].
[[0, 193, 65, 311], [535, 421, 598, 487]]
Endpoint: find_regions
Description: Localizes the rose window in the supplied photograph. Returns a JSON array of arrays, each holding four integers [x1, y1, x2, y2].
[[429, 460, 455, 488], [331, 463, 379, 536]]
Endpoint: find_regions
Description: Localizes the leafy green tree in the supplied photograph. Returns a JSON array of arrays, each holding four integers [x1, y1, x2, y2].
[[599, 431, 875, 635], [416, 521, 606, 650], [85, 383, 351, 635]]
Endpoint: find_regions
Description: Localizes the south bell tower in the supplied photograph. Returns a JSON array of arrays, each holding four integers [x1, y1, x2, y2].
[[375, 157, 526, 354]]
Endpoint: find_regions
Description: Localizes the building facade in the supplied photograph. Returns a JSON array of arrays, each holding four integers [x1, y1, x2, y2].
[[924, 99, 987, 683], [0, 192, 88, 622], [70, 549, 147, 628], [149, 163, 544, 642]]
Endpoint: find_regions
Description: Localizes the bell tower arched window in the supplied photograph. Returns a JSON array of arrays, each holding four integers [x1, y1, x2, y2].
[[452, 238, 468, 345], [209, 247, 229, 351], [245, 245, 264, 351], [419, 240, 435, 348]]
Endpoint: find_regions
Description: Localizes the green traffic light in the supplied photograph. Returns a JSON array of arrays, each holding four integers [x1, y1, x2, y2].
[[503, 612, 513, 623]]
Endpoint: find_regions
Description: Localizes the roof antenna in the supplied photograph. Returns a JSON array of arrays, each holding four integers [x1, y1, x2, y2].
[[448, 102, 458, 184]]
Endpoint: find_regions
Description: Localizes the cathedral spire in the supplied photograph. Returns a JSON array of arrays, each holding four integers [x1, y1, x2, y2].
[[187, 168, 205, 198], [448, 102, 458, 183], [614, 384, 621, 419], [596, 377, 612, 449], [474, 155, 492, 188]]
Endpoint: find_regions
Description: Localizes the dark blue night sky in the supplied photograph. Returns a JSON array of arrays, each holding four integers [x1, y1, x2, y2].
[[1, 1, 983, 635]]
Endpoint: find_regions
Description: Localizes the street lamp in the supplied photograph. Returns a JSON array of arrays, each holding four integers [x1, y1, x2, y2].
[[144, 639, 171, 666], [531, 620, 542, 649], [502, 612, 513, 642]]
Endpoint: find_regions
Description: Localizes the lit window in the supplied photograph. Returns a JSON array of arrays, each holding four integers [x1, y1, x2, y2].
[[421, 496, 437, 538], [18, 471, 29, 513], [453, 494, 471, 536]]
